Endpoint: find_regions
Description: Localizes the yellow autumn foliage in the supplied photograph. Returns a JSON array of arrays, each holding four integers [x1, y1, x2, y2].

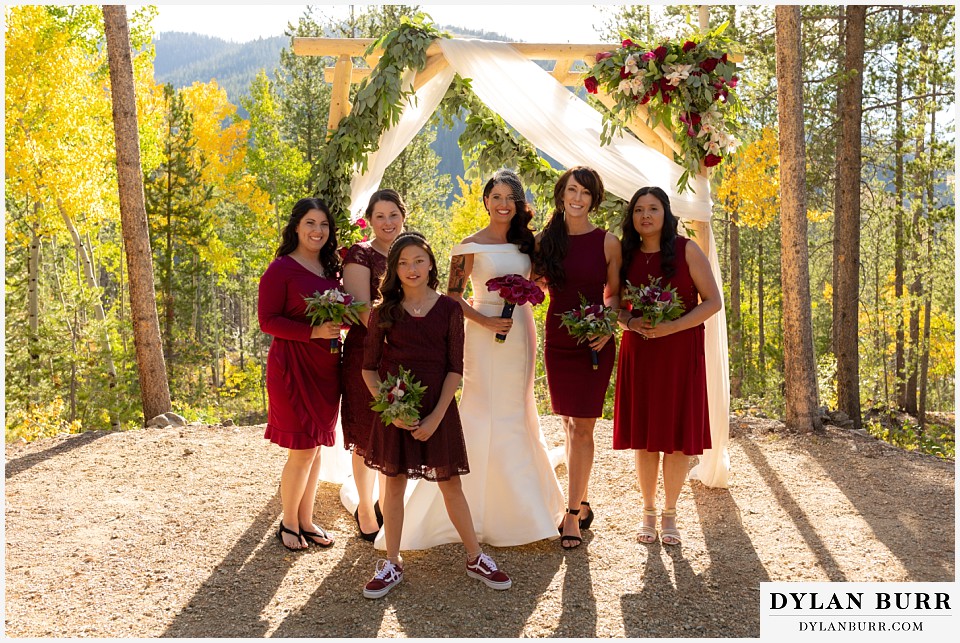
[[716, 127, 780, 229]]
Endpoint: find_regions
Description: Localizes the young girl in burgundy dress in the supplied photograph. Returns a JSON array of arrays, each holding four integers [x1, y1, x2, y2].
[[360, 232, 512, 599], [258, 198, 343, 551], [534, 167, 622, 550], [341, 189, 406, 541]]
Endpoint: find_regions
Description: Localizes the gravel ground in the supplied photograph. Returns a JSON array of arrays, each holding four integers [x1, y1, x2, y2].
[[4, 416, 955, 638]]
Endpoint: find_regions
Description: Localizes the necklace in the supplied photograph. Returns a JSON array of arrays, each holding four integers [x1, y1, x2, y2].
[[412, 305, 423, 315]]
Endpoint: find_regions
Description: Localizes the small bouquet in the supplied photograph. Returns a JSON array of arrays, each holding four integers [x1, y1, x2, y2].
[[485, 273, 546, 343], [621, 277, 685, 329], [558, 294, 619, 370], [370, 365, 428, 427], [303, 289, 367, 353]]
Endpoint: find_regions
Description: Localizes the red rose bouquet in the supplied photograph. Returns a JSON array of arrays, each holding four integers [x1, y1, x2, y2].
[[621, 277, 685, 328], [485, 273, 546, 343], [558, 294, 619, 369], [303, 289, 367, 353], [370, 365, 428, 426]]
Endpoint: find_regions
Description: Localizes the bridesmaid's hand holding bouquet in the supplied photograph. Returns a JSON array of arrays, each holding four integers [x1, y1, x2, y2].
[[303, 289, 367, 353], [370, 366, 428, 429], [558, 294, 618, 370], [621, 277, 685, 328], [485, 274, 546, 343]]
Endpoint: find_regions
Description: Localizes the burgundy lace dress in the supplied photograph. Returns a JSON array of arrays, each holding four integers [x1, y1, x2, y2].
[[341, 242, 388, 457], [362, 296, 469, 481]]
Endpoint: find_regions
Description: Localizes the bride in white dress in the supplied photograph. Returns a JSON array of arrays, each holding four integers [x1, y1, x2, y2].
[[374, 169, 565, 550]]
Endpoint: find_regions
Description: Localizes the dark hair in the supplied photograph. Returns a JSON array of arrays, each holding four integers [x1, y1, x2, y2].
[[534, 166, 605, 290], [375, 231, 439, 329], [275, 197, 341, 279], [482, 169, 535, 257], [620, 186, 679, 282], [365, 188, 407, 220]]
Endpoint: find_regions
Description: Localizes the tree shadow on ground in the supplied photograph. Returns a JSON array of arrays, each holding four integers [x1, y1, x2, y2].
[[737, 436, 849, 581], [621, 483, 767, 638], [5, 430, 109, 479], [162, 492, 296, 637], [796, 436, 954, 581]]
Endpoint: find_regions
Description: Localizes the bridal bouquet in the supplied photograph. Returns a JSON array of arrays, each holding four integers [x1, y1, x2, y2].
[[303, 289, 367, 353], [370, 365, 428, 427], [621, 278, 685, 328], [485, 274, 546, 343], [558, 294, 619, 370]]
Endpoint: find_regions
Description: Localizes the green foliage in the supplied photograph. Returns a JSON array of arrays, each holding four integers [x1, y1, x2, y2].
[[865, 415, 955, 459], [313, 14, 446, 241]]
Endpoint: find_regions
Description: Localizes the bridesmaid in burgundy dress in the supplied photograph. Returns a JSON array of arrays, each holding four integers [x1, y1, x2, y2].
[[258, 198, 343, 551], [613, 187, 721, 546], [341, 189, 406, 541], [534, 167, 622, 549], [360, 232, 512, 599]]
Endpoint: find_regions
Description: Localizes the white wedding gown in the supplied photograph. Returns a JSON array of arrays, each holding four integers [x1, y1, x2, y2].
[[373, 242, 565, 550]]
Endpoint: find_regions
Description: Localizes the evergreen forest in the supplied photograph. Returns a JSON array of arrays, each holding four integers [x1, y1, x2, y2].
[[4, 4, 955, 458]]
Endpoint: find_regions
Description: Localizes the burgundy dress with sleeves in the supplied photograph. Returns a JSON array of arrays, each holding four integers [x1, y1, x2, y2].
[[362, 295, 469, 482], [258, 255, 342, 449], [341, 242, 388, 456]]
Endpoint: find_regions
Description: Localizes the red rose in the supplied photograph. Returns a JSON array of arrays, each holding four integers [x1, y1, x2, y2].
[[584, 75, 599, 94], [659, 78, 674, 94], [704, 154, 723, 167], [662, 92, 672, 104], [386, 392, 395, 403], [342, 293, 354, 304], [398, 381, 406, 391], [658, 291, 673, 302], [699, 57, 720, 73], [595, 51, 613, 61], [721, 53, 729, 64], [690, 113, 702, 125], [619, 66, 631, 79], [356, 218, 367, 229], [653, 45, 668, 61], [728, 75, 739, 88], [682, 40, 697, 53], [622, 39, 636, 48], [639, 93, 652, 105], [338, 246, 348, 260]]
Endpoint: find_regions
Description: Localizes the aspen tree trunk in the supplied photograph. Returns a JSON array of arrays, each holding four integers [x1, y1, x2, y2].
[[103, 4, 172, 422], [775, 5, 822, 432], [917, 72, 938, 427], [28, 220, 41, 405], [57, 198, 121, 429], [832, 5, 865, 428], [729, 205, 743, 398]]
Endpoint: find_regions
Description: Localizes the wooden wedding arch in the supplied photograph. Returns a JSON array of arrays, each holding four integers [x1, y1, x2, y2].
[[293, 35, 741, 256]]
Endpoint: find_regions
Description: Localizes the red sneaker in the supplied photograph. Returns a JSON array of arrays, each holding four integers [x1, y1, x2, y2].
[[363, 559, 403, 599], [466, 552, 512, 590]]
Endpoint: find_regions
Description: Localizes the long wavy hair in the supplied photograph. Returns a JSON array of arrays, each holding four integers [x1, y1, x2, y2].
[[533, 166, 605, 290], [275, 197, 341, 279], [620, 186, 679, 282], [483, 169, 535, 257], [365, 188, 407, 221], [375, 231, 440, 329]]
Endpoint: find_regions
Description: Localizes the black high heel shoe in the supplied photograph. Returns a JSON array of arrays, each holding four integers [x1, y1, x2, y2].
[[374, 500, 384, 528], [579, 501, 595, 530], [355, 507, 379, 542]]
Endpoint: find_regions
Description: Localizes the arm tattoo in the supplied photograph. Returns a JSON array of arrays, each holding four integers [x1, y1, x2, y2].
[[448, 255, 466, 294]]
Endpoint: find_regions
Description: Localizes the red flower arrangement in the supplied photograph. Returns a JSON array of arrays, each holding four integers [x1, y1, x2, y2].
[[485, 273, 545, 343], [583, 22, 743, 193]]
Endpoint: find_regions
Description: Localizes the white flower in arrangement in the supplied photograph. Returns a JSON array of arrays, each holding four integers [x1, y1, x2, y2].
[[392, 385, 405, 399], [631, 77, 646, 94], [624, 54, 640, 75], [705, 140, 722, 155], [617, 78, 633, 95], [718, 131, 740, 153], [663, 63, 694, 86]]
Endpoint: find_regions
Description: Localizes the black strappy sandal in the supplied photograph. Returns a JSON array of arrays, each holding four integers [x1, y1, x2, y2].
[[276, 523, 305, 551], [579, 501, 595, 530], [301, 525, 335, 548], [560, 508, 583, 549]]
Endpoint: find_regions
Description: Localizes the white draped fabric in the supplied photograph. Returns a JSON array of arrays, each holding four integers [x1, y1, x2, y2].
[[344, 39, 730, 488]]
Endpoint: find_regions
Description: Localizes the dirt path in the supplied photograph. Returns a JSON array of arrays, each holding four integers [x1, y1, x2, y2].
[[4, 416, 954, 638]]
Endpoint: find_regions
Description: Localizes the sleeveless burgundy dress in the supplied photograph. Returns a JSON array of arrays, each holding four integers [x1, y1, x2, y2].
[[341, 242, 387, 457], [362, 296, 469, 481], [544, 227, 616, 417], [613, 236, 711, 454], [258, 255, 342, 449]]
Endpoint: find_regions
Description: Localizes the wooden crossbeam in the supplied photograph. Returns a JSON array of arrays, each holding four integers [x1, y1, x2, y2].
[[327, 54, 353, 135]]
